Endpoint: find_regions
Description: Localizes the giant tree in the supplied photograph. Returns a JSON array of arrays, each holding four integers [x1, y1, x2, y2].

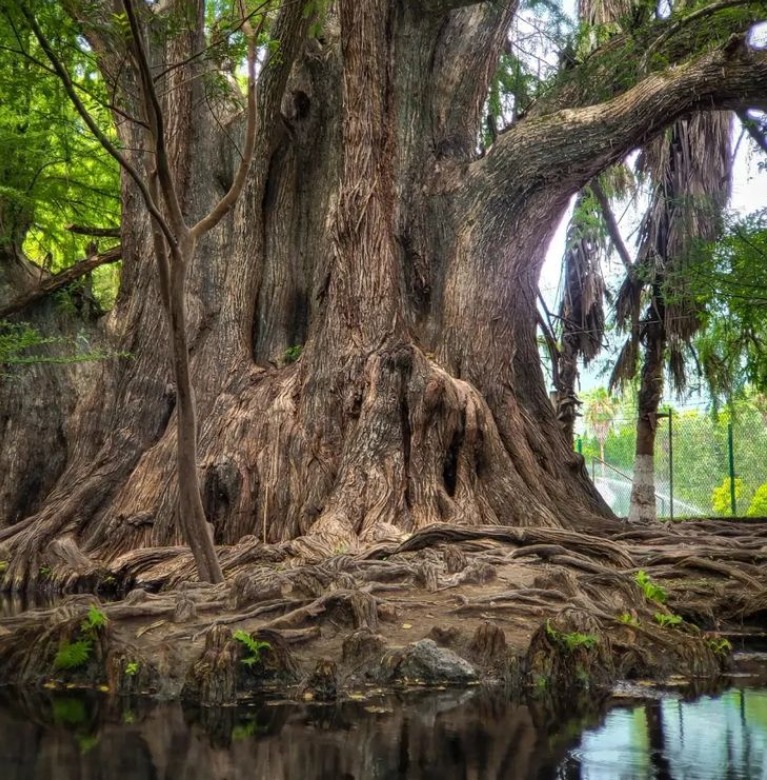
[[1, 0, 767, 589]]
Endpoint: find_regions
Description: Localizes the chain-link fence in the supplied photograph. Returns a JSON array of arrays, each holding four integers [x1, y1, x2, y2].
[[577, 408, 767, 519]]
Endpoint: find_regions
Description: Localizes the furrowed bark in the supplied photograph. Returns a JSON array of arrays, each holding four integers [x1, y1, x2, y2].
[[1, 1, 766, 589]]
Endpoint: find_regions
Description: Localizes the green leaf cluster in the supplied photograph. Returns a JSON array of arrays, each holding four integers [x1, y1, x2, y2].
[[634, 570, 667, 604], [618, 612, 639, 626], [746, 482, 767, 517], [711, 476, 744, 516], [653, 612, 683, 628], [233, 630, 271, 667], [0, 320, 129, 375], [545, 620, 599, 652], [282, 344, 302, 364], [0, 3, 120, 305], [53, 606, 108, 671], [690, 209, 767, 395], [706, 636, 732, 655], [54, 639, 93, 671]]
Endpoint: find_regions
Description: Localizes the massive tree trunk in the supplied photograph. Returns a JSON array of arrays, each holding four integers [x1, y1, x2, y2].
[[2, 0, 766, 587]]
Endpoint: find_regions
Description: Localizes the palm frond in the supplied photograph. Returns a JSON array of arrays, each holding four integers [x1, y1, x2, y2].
[[558, 190, 607, 363], [667, 339, 687, 395], [614, 273, 643, 331], [608, 337, 638, 391]]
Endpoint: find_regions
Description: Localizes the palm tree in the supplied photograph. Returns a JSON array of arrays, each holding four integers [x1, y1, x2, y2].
[[583, 388, 619, 476], [548, 0, 733, 522], [610, 112, 732, 522]]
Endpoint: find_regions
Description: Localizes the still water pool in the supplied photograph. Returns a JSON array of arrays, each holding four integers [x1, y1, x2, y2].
[[1, 685, 766, 779]]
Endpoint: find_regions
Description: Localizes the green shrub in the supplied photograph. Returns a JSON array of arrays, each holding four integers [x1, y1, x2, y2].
[[545, 620, 599, 651], [54, 639, 93, 670], [653, 612, 683, 628], [747, 483, 767, 516], [53, 606, 108, 671], [712, 477, 744, 515]]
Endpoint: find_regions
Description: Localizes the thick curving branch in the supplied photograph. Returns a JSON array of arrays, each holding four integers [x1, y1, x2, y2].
[[526, 3, 765, 119], [471, 40, 767, 235], [641, 0, 757, 72]]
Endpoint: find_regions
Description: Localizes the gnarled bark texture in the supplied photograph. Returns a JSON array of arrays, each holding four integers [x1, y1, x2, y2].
[[2, 0, 767, 587]]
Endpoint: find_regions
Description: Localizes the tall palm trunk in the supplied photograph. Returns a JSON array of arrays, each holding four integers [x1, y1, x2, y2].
[[621, 113, 732, 522]]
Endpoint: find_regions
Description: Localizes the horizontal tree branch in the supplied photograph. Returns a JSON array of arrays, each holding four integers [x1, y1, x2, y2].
[[641, 0, 756, 72], [66, 224, 121, 238], [0, 246, 121, 319], [527, 2, 764, 119]]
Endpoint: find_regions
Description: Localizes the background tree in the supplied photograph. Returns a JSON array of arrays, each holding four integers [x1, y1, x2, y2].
[[0, 5, 120, 524], [548, 186, 607, 443], [610, 112, 732, 522], [693, 208, 767, 398], [545, 0, 734, 523], [1, 0, 766, 589], [582, 388, 619, 475]]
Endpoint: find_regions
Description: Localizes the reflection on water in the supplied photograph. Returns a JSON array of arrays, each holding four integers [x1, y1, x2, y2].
[[2, 685, 767, 779], [0, 688, 600, 780], [564, 688, 767, 780]]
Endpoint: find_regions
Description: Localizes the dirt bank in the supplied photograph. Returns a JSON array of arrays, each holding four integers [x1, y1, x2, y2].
[[2, 520, 766, 706]]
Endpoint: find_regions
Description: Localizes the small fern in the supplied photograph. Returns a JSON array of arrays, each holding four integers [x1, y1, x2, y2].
[[82, 606, 108, 632], [653, 612, 683, 628], [54, 639, 93, 670], [52, 605, 107, 672], [233, 630, 271, 667]]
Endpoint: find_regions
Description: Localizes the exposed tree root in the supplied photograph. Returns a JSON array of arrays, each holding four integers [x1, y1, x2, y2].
[[2, 518, 766, 707]]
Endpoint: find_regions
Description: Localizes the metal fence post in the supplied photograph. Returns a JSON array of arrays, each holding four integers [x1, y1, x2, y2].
[[668, 408, 674, 522], [728, 421, 737, 516], [576, 437, 582, 455]]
